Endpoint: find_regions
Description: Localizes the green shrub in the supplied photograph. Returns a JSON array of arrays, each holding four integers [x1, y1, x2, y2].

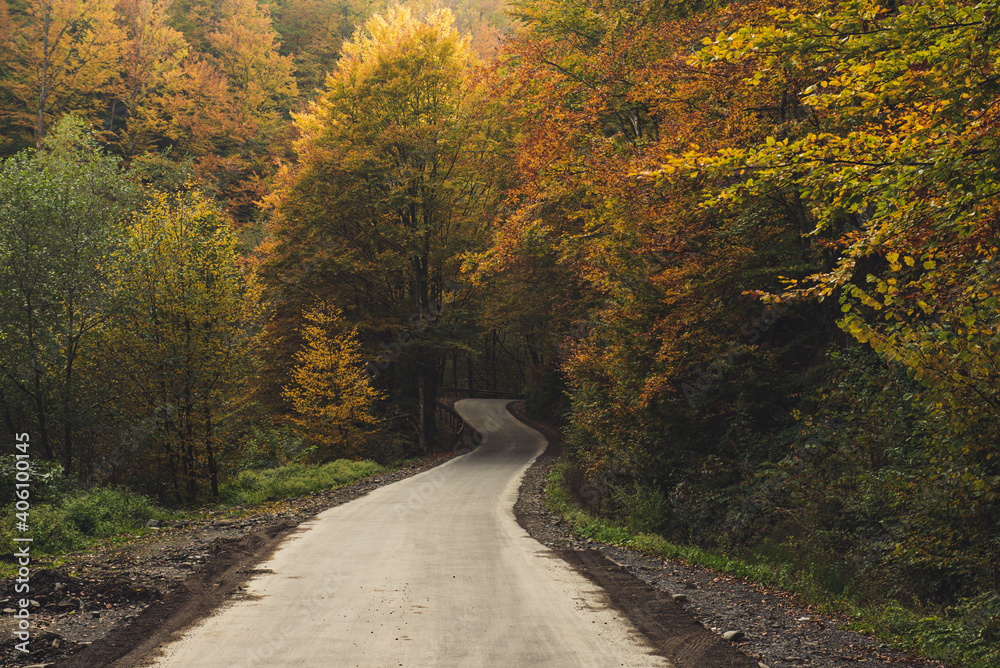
[[611, 483, 670, 534], [34, 505, 88, 553], [239, 427, 311, 470], [365, 432, 410, 465], [548, 458, 1000, 668], [221, 459, 384, 506], [0, 504, 86, 555], [0, 456, 71, 504], [62, 486, 158, 536], [0, 485, 163, 557]]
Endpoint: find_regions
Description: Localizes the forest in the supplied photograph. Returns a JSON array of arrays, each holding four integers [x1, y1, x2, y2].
[[1, 0, 998, 664]]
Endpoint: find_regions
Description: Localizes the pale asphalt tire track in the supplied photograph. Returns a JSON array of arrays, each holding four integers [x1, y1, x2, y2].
[[148, 399, 673, 667]]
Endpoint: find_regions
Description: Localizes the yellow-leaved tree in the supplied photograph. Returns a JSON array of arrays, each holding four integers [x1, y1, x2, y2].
[[105, 188, 261, 502], [283, 307, 383, 460], [4, 0, 122, 145], [261, 5, 502, 451]]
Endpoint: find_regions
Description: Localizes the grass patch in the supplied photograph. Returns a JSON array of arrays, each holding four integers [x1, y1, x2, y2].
[[546, 462, 1000, 668], [0, 458, 391, 559], [0, 486, 173, 556], [546, 463, 758, 578], [220, 459, 385, 506]]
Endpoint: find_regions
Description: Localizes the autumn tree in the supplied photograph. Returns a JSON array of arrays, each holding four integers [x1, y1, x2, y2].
[[111, 0, 189, 157], [677, 0, 1000, 431], [207, 0, 296, 142], [103, 188, 260, 501], [282, 307, 383, 459], [153, 0, 296, 221], [262, 5, 501, 450], [645, 0, 1000, 589], [3, 0, 122, 144], [0, 0, 22, 151], [474, 0, 814, 489], [269, 0, 375, 96]]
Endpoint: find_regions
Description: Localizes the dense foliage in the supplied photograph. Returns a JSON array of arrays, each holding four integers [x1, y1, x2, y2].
[[474, 0, 1000, 662]]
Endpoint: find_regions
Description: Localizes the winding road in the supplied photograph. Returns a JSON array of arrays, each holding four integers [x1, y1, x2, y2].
[[148, 399, 672, 667]]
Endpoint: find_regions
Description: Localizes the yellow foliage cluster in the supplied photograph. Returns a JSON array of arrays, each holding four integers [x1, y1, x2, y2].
[[282, 307, 383, 459], [105, 188, 261, 500], [650, 0, 1000, 435]]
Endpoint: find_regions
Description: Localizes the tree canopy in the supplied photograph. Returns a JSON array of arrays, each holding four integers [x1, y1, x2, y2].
[[261, 4, 504, 450]]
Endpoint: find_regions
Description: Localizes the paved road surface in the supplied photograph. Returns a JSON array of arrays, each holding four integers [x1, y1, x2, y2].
[[150, 399, 672, 667]]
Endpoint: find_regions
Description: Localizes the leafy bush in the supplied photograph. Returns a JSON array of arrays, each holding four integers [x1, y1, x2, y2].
[[0, 456, 72, 503], [610, 482, 670, 535], [365, 432, 411, 466], [239, 427, 311, 470], [0, 485, 163, 557], [62, 486, 159, 536]]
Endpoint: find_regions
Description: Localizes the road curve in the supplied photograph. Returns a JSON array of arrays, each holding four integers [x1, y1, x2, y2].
[[149, 399, 672, 667]]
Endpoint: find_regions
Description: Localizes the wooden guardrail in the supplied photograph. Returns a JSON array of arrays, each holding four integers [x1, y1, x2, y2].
[[437, 388, 525, 400], [436, 400, 483, 454]]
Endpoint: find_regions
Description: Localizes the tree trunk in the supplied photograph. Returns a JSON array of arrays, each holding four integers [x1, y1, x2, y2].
[[60, 310, 77, 473], [205, 405, 218, 498], [418, 359, 437, 452], [35, 4, 52, 144], [417, 372, 427, 452]]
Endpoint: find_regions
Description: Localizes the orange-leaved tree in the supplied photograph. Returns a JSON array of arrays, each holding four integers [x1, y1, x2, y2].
[[156, 0, 296, 221], [481, 0, 810, 484], [112, 0, 189, 158], [2, 0, 122, 145]]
